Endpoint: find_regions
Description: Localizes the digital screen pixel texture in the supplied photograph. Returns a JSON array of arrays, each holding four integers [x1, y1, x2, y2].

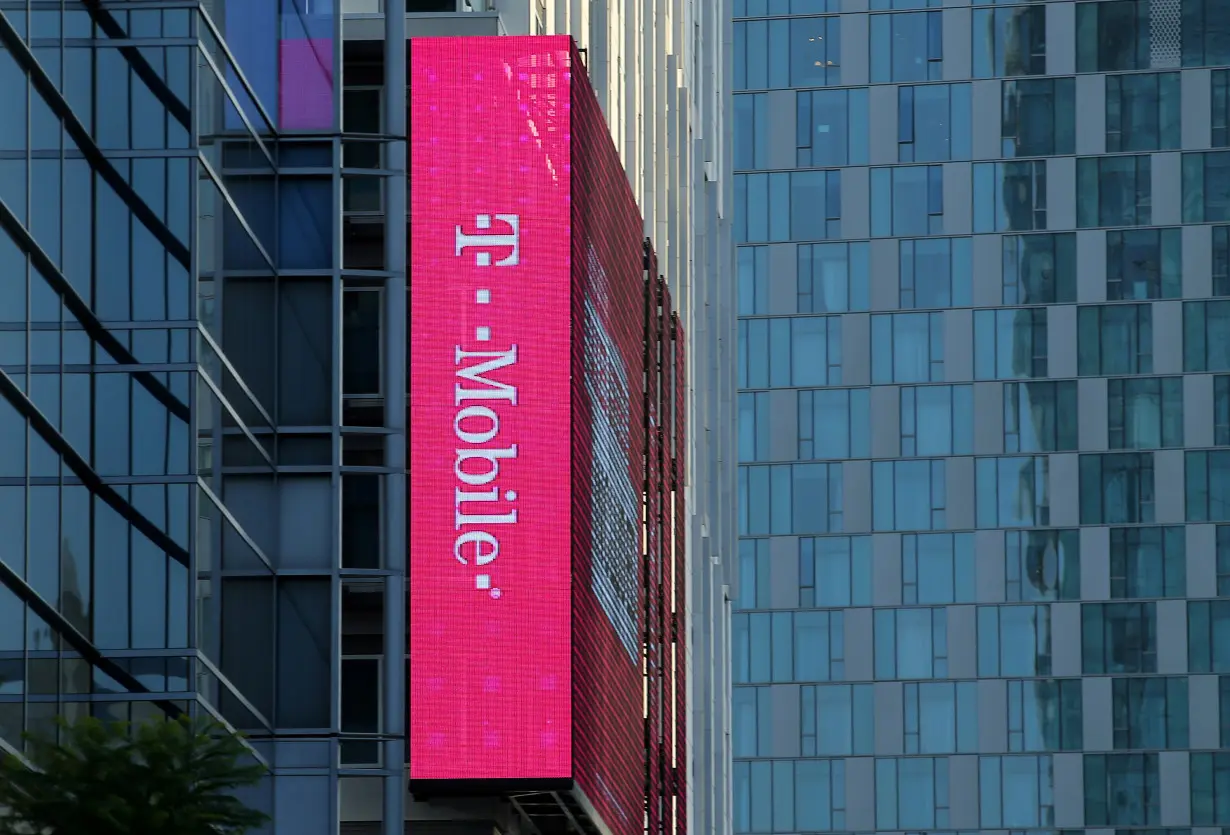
[[409, 35, 575, 782]]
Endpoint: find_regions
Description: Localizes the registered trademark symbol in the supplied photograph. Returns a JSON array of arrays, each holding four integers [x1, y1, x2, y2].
[[490, 588, 502, 599]]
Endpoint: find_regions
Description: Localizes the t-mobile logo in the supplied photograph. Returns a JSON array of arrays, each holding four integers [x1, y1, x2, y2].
[[455, 213, 521, 267]]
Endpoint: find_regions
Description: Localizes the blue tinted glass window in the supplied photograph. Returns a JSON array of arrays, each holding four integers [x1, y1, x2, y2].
[[1005, 530, 1081, 601], [798, 242, 870, 312], [798, 89, 868, 167], [978, 604, 1053, 677], [899, 237, 970, 308], [801, 684, 874, 755], [739, 316, 842, 388], [875, 757, 950, 829], [1004, 381, 1078, 452], [1107, 377, 1184, 449], [734, 17, 841, 90], [738, 463, 843, 536], [873, 459, 946, 531], [1002, 78, 1076, 157], [1182, 0, 1230, 67], [1187, 450, 1230, 522], [1002, 233, 1076, 304], [798, 388, 870, 459], [976, 456, 1050, 528], [799, 536, 871, 607], [900, 384, 973, 457], [874, 607, 948, 679], [1077, 0, 1151, 71], [1107, 72, 1182, 152], [1082, 602, 1158, 674], [973, 6, 1047, 78], [872, 165, 943, 237], [1006, 680, 1083, 752], [898, 83, 971, 162], [872, 312, 944, 383], [1108, 527, 1186, 598], [979, 755, 1055, 826], [871, 12, 943, 83], [901, 532, 975, 604], [1078, 304, 1154, 375], [974, 161, 1047, 233], [1112, 676, 1188, 749], [1107, 228, 1183, 300], [905, 682, 977, 753], [1080, 452, 1156, 524], [974, 308, 1048, 380], [1085, 753, 1160, 825]]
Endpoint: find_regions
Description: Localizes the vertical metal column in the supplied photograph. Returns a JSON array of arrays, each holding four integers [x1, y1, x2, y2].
[[383, 1, 408, 833]]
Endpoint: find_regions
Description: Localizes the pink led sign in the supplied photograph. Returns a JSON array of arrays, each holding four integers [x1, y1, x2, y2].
[[409, 36, 574, 782]]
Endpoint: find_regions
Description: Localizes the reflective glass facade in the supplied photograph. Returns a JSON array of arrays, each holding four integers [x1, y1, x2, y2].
[[735, 0, 1230, 828], [0, 1, 404, 832]]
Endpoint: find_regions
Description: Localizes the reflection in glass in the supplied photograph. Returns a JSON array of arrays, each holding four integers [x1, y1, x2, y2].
[[979, 604, 1052, 677], [1111, 676, 1188, 748], [975, 161, 1047, 233], [1002, 78, 1075, 157], [1106, 72, 1181, 152], [1085, 753, 1160, 825], [1078, 304, 1153, 376], [1107, 228, 1182, 300], [1078, 155, 1152, 227], [973, 6, 1047, 78], [1108, 377, 1183, 449], [1076, 0, 1151, 72], [1192, 752, 1230, 824], [1183, 151, 1230, 224], [1083, 602, 1157, 674], [1005, 530, 1081, 601], [1185, 300, 1230, 372], [1186, 450, 1230, 522], [975, 308, 1048, 380], [1081, 452, 1155, 524], [1004, 381, 1077, 452], [1007, 679, 1083, 752], [977, 455, 1050, 528], [1002, 232, 1075, 304]]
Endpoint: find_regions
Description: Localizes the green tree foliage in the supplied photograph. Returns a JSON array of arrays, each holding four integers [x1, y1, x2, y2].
[[0, 714, 270, 835]]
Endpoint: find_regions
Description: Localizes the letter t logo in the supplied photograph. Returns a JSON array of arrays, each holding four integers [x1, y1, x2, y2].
[[455, 214, 521, 267]]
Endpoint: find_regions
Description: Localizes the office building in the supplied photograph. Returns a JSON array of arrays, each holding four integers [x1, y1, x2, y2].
[[734, 0, 1230, 829], [0, 2, 735, 835]]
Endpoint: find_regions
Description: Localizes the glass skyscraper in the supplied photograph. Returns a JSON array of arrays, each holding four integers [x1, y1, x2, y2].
[[735, 0, 1230, 829]]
